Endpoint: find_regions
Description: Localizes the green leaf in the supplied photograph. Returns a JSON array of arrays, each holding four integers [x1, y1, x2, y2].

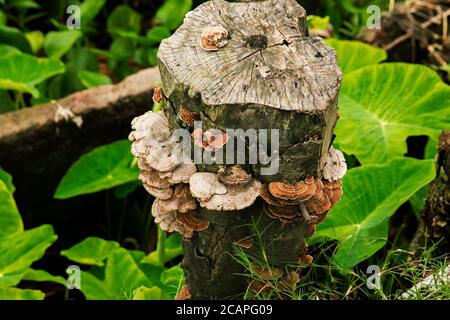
[[335, 63, 450, 165], [160, 265, 184, 299], [425, 137, 438, 160], [0, 44, 21, 57], [410, 185, 429, 219], [44, 30, 82, 59], [146, 26, 171, 45], [22, 269, 67, 287], [0, 225, 57, 286], [78, 70, 112, 88], [61, 237, 120, 266], [326, 39, 387, 74], [155, 0, 192, 31], [0, 11, 7, 26], [0, 25, 32, 53], [0, 166, 14, 194], [54, 140, 139, 199], [307, 15, 330, 30], [0, 53, 65, 97], [132, 286, 162, 300], [25, 31, 44, 54], [7, 0, 40, 9], [110, 37, 134, 62], [0, 90, 14, 114], [80, 0, 107, 27], [0, 287, 44, 300], [312, 158, 436, 271], [78, 248, 152, 300], [113, 180, 140, 199], [0, 180, 22, 239], [107, 5, 141, 35], [147, 48, 158, 66]]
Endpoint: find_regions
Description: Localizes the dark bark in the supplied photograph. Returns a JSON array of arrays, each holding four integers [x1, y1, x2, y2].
[[413, 131, 450, 256]]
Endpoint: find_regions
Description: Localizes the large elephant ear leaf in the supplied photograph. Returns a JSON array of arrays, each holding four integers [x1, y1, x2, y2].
[[0, 53, 65, 97], [0, 180, 23, 239], [311, 158, 436, 272], [335, 63, 450, 165], [325, 39, 387, 74]]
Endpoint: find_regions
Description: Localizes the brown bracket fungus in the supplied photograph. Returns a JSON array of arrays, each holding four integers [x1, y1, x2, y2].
[[151, 184, 205, 239], [179, 107, 200, 126], [176, 210, 210, 239], [200, 26, 229, 51], [152, 87, 165, 104]]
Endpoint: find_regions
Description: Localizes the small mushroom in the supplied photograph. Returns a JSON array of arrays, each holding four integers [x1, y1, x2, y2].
[[139, 166, 171, 189], [191, 128, 229, 151], [175, 210, 210, 239], [151, 198, 178, 232], [179, 108, 200, 126], [199, 178, 261, 211], [234, 237, 254, 249], [218, 165, 252, 186], [189, 172, 227, 202], [200, 26, 228, 51], [203, 130, 229, 151], [175, 285, 192, 300], [143, 184, 173, 200], [151, 185, 198, 234], [323, 180, 343, 206], [152, 87, 164, 104], [263, 204, 300, 224], [323, 146, 347, 181]]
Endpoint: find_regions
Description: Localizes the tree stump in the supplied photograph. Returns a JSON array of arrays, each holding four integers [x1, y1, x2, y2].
[[413, 131, 450, 256], [148, 0, 342, 299]]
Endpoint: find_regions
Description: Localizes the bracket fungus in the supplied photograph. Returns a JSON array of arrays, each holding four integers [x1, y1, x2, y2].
[[190, 168, 261, 211], [152, 87, 165, 104], [151, 184, 207, 239], [179, 108, 200, 127], [200, 26, 228, 51], [261, 175, 343, 226], [191, 128, 229, 151], [130, 111, 200, 228], [323, 146, 347, 181]]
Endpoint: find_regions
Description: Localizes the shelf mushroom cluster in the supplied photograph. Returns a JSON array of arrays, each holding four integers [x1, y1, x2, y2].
[[130, 110, 346, 240], [259, 147, 347, 227], [129, 110, 208, 239]]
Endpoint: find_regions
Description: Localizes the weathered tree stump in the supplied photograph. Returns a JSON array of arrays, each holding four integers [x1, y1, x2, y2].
[[153, 0, 342, 299], [413, 131, 450, 256]]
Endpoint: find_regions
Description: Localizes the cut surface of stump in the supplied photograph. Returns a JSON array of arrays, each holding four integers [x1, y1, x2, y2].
[[155, 0, 342, 299]]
